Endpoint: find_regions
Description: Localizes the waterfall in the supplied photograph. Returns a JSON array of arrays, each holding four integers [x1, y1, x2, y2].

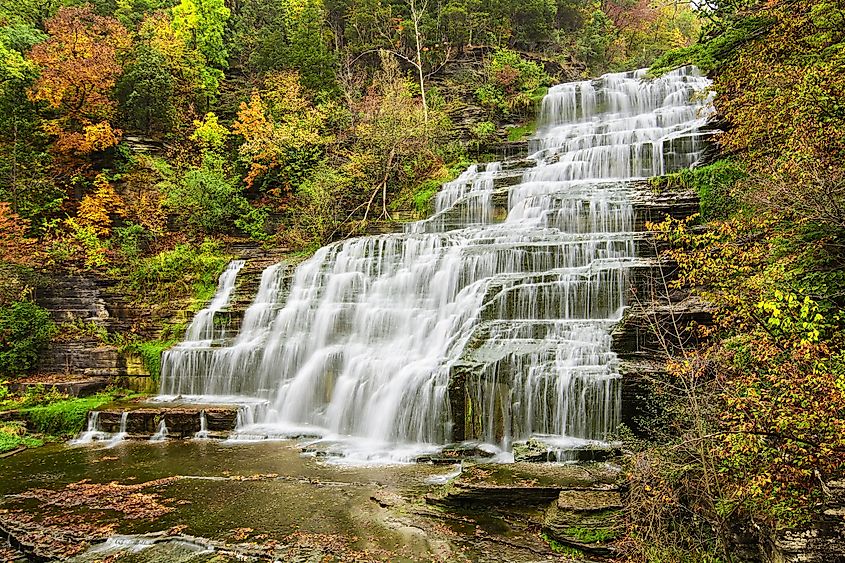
[[182, 260, 245, 344], [105, 412, 129, 447], [150, 419, 168, 442], [71, 411, 107, 444], [159, 67, 713, 459], [195, 410, 209, 439]]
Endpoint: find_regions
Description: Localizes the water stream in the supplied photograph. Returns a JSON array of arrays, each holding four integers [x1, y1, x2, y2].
[[158, 67, 713, 460]]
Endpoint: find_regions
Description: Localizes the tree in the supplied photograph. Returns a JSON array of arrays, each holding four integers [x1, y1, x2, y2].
[[0, 300, 54, 377], [233, 71, 331, 192], [172, 0, 230, 97], [0, 202, 37, 266], [27, 6, 131, 158], [255, 0, 338, 93], [345, 52, 445, 220], [0, 23, 60, 228], [117, 43, 176, 134], [139, 11, 210, 116]]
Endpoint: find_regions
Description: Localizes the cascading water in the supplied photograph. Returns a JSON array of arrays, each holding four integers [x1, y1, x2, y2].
[[159, 67, 713, 460], [182, 260, 245, 344], [150, 419, 168, 442], [72, 411, 107, 445]]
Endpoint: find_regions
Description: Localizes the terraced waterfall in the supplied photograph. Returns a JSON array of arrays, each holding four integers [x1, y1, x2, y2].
[[159, 67, 713, 460]]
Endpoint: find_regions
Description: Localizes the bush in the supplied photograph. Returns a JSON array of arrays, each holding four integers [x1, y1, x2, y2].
[[162, 156, 264, 236], [476, 49, 550, 117], [127, 240, 230, 305], [0, 300, 54, 377], [651, 160, 747, 220]]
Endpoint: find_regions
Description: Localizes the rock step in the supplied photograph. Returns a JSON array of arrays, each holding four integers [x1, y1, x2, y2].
[[94, 406, 239, 438], [543, 489, 624, 557], [426, 462, 624, 556], [7, 376, 111, 398]]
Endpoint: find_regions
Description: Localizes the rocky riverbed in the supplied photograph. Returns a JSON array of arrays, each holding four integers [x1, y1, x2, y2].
[[0, 440, 623, 562]]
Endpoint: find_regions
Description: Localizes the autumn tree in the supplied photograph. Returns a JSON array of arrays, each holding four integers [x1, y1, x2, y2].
[[27, 6, 131, 159], [345, 53, 445, 220], [233, 71, 331, 193], [0, 202, 37, 267]]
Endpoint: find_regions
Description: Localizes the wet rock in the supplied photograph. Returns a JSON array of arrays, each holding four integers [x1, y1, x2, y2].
[[513, 438, 620, 463], [96, 406, 238, 437], [512, 438, 552, 462], [416, 443, 495, 464], [543, 489, 623, 557], [427, 462, 620, 508]]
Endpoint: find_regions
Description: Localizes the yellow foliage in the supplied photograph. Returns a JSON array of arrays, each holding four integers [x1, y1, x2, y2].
[[76, 176, 126, 237]]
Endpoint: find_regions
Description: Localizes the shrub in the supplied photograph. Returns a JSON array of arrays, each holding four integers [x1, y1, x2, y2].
[[161, 156, 265, 236], [651, 160, 746, 220], [476, 49, 550, 117], [0, 300, 54, 377], [126, 240, 230, 305]]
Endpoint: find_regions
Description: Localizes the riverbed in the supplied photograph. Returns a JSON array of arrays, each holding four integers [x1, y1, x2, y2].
[[1, 440, 590, 561]]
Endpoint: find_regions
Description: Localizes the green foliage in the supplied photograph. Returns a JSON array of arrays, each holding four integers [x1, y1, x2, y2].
[[650, 13, 774, 76], [652, 160, 747, 220], [284, 164, 350, 246], [563, 526, 617, 543], [254, 0, 337, 93], [126, 339, 177, 381], [476, 49, 549, 117], [172, 0, 230, 71], [507, 121, 536, 142], [0, 422, 42, 453], [161, 156, 262, 236], [127, 240, 230, 304], [114, 222, 151, 260], [575, 9, 617, 73], [117, 43, 176, 134], [540, 533, 583, 557], [21, 392, 124, 436], [0, 300, 54, 377]]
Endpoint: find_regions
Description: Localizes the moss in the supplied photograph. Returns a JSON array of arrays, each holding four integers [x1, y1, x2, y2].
[[507, 121, 536, 142], [649, 159, 747, 220], [413, 178, 443, 215], [541, 532, 583, 556], [564, 526, 617, 543], [126, 340, 178, 382], [21, 391, 133, 437]]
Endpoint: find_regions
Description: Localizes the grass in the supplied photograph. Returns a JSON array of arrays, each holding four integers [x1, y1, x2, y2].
[[564, 526, 618, 543], [0, 422, 43, 453], [20, 391, 134, 437], [507, 121, 537, 142]]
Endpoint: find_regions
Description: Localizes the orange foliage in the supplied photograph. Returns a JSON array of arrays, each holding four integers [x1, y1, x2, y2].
[[0, 202, 37, 266], [27, 6, 131, 157]]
